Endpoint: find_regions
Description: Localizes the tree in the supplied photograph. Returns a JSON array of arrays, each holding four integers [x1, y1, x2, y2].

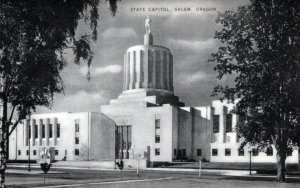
[[40, 162, 52, 185], [209, 0, 300, 182], [0, 0, 119, 187]]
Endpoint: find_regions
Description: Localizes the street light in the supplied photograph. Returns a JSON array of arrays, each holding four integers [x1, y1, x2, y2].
[[249, 150, 252, 175], [198, 159, 202, 178], [27, 114, 31, 171]]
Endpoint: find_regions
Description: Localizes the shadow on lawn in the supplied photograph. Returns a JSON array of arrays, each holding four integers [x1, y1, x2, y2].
[[223, 175, 300, 183]]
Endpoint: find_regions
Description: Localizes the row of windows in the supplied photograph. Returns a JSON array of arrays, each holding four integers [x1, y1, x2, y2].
[[154, 119, 161, 154], [211, 148, 293, 156], [75, 120, 80, 145], [18, 149, 59, 156], [29, 119, 80, 140], [18, 149, 80, 156], [155, 119, 160, 143], [28, 124, 60, 139], [213, 114, 233, 133]]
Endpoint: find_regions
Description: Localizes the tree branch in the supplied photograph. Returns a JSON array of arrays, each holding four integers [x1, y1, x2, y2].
[[7, 105, 16, 127], [8, 118, 21, 136]]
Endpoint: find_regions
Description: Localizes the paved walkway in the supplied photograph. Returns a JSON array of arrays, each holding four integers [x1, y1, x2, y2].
[[33, 177, 174, 188], [8, 163, 257, 176], [6, 169, 65, 174]]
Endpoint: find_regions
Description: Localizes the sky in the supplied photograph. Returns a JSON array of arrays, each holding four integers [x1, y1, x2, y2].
[[37, 0, 250, 113]]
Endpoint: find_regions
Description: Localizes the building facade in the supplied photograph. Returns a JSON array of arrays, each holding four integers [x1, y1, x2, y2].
[[101, 21, 210, 162], [209, 100, 299, 163], [9, 112, 115, 161]]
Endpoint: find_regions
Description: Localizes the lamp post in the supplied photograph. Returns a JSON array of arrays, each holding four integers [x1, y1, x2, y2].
[[249, 150, 252, 175], [28, 114, 31, 171], [137, 157, 139, 177], [198, 159, 202, 178]]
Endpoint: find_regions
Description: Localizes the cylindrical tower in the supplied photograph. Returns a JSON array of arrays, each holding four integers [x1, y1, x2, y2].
[[123, 17, 174, 94]]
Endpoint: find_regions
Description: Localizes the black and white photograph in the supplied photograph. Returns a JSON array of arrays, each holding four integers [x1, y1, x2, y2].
[[0, 0, 299, 187]]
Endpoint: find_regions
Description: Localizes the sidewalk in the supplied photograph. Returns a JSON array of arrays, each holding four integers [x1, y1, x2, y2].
[[8, 162, 257, 176], [6, 169, 65, 175], [148, 167, 256, 176], [7, 162, 300, 177]]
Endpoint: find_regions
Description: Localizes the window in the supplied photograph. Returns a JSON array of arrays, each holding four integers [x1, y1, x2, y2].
[[212, 149, 218, 156], [225, 149, 231, 156], [75, 120, 80, 132], [155, 119, 160, 143], [26, 150, 29, 156], [178, 149, 182, 158], [287, 148, 293, 156], [28, 125, 31, 139], [238, 149, 244, 156], [182, 149, 186, 157], [75, 149, 79, 156], [33, 150, 36, 156], [34, 124, 38, 138], [75, 137, 79, 144], [115, 125, 132, 159], [57, 124, 60, 138], [266, 147, 273, 156], [49, 124, 53, 138], [252, 149, 258, 156], [174, 149, 177, 156], [213, 115, 220, 133], [155, 148, 160, 155], [42, 124, 45, 138], [18, 150, 21, 156], [226, 114, 233, 132], [155, 136, 160, 143], [197, 149, 202, 156], [55, 150, 59, 156], [155, 119, 160, 129]]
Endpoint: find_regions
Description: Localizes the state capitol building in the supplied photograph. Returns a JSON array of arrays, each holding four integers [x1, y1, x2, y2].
[[8, 18, 299, 167]]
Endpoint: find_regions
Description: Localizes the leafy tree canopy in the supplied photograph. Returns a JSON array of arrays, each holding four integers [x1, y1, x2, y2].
[[0, 1, 120, 186], [0, 0, 119, 130], [209, 0, 300, 181]]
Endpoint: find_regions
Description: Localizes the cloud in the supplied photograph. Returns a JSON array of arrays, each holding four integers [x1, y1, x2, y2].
[[52, 90, 108, 112], [167, 38, 216, 51], [179, 71, 210, 84], [102, 27, 138, 40], [80, 65, 122, 77]]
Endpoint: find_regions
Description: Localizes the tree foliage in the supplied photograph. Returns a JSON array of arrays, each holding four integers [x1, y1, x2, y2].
[[0, 0, 120, 132], [209, 0, 300, 182], [0, 0, 120, 187]]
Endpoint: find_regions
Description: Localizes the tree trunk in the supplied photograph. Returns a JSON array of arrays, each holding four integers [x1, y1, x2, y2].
[[0, 98, 8, 188], [276, 150, 286, 182], [0, 159, 6, 188], [0, 128, 8, 188]]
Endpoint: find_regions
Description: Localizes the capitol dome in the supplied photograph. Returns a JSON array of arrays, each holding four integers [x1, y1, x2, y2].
[[108, 17, 184, 107], [123, 16, 174, 94]]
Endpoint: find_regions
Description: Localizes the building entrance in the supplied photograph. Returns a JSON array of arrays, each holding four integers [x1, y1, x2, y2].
[[115, 125, 132, 159]]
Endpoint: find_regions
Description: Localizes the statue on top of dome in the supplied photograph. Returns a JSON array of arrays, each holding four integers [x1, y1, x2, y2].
[[145, 16, 151, 34]]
